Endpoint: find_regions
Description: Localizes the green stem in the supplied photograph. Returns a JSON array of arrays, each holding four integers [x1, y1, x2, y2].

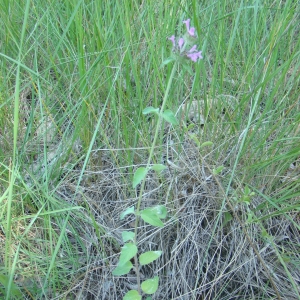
[[133, 62, 178, 294]]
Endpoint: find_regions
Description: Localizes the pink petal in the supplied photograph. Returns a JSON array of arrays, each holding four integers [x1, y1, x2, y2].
[[178, 38, 185, 50], [189, 45, 197, 53], [187, 53, 197, 62], [187, 51, 203, 62], [189, 27, 196, 37]]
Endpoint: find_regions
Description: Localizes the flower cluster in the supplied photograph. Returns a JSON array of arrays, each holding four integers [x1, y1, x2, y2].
[[169, 19, 203, 62]]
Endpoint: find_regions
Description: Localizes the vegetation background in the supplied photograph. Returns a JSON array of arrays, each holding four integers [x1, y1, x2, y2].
[[0, 0, 299, 299]]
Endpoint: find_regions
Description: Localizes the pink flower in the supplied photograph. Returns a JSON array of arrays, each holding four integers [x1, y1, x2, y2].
[[168, 19, 203, 63], [186, 51, 202, 62], [183, 19, 196, 37], [186, 45, 203, 62]]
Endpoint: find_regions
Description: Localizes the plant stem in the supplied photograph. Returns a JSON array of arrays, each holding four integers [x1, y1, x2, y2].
[[133, 62, 178, 293]]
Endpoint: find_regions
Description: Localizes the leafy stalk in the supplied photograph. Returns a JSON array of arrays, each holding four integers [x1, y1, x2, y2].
[[132, 62, 177, 293]]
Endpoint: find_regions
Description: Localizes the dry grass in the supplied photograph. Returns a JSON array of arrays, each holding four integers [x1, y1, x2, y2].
[[46, 126, 300, 299]]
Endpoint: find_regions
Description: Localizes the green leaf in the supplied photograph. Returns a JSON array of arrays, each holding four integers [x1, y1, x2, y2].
[[223, 211, 233, 227], [246, 211, 254, 224], [149, 205, 167, 219], [120, 206, 135, 220], [141, 209, 164, 227], [213, 165, 224, 175], [200, 141, 213, 148], [161, 57, 175, 66], [112, 260, 133, 276], [143, 107, 159, 115], [241, 195, 251, 205], [244, 185, 250, 195], [189, 133, 200, 147], [133, 167, 148, 188], [0, 274, 22, 298], [141, 276, 159, 295], [186, 123, 195, 131], [161, 109, 179, 125], [123, 290, 142, 300], [122, 231, 135, 243], [139, 251, 162, 266], [151, 164, 167, 172], [119, 243, 138, 265], [0, 275, 9, 288]]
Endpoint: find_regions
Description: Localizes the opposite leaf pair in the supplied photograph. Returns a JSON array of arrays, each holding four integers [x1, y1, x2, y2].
[[113, 205, 167, 299]]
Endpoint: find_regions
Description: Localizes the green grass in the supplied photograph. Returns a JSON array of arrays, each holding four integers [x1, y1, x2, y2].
[[0, 0, 299, 299]]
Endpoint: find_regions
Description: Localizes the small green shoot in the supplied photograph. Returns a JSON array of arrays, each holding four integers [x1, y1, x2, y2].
[[213, 165, 224, 175]]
